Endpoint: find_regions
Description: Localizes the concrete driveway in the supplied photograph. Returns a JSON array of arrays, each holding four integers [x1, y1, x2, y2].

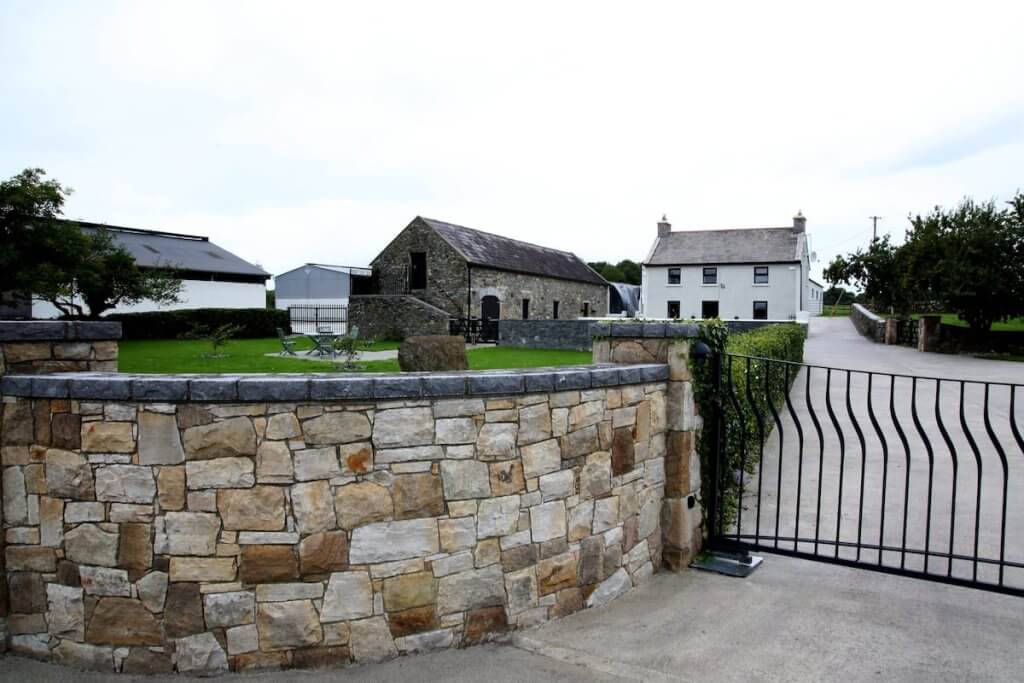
[[734, 317, 1024, 589]]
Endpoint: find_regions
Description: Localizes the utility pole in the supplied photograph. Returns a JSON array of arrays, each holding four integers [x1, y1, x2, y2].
[[869, 215, 882, 241]]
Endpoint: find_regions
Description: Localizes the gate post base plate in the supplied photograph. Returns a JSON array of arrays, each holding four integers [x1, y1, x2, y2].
[[690, 551, 764, 578]]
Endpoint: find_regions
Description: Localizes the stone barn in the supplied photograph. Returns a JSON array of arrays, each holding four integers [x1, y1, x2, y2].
[[350, 217, 608, 339]]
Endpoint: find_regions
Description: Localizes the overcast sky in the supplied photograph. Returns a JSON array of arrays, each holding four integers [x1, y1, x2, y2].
[[3, 1, 1023, 286]]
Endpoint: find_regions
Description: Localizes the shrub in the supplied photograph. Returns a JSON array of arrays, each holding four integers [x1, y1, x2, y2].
[[691, 321, 807, 531], [107, 308, 289, 340]]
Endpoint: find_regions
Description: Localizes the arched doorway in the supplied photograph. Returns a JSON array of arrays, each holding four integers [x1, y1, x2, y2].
[[480, 295, 500, 321]]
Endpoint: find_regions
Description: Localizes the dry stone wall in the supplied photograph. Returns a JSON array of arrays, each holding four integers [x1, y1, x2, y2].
[[0, 372, 675, 674]]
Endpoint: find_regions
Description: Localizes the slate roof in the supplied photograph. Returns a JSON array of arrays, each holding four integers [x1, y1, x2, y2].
[[645, 226, 803, 266], [72, 221, 269, 278], [420, 217, 607, 285]]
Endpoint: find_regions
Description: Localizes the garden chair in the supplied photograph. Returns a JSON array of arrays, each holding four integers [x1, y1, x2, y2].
[[276, 328, 297, 356]]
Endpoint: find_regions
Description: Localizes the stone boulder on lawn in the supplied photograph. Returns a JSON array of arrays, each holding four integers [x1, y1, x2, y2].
[[398, 336, 468, 372]]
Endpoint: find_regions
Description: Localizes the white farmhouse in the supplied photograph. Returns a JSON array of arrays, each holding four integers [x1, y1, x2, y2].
[[641, 213, 814, 321]]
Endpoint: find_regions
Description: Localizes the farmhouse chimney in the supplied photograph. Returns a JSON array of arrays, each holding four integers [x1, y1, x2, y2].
[[792, 210, 806, 233], [657, 214, 671, 237]]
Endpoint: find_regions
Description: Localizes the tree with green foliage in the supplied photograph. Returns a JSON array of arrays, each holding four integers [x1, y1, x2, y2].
[[826, 191, 1024, 333], [0, 168, 84, 300], [38, 227, 183, 319], [587, 259, 642, 285], [904, 195, 1024, 333], [1, 168, 183, 319], [824, 235, 913, 314]]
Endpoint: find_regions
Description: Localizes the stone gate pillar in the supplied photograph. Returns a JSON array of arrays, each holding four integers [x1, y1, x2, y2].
[[592, 322, 704, 572], [0, 320, 121, 653]]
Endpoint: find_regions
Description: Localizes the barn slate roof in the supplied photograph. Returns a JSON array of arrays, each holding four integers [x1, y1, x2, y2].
[[72, 221, 269, 277], [420, 217, 607, 286], [645, 226, 803, 266]]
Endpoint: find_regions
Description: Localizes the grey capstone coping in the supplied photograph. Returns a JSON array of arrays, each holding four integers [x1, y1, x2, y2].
[[591, 321, 700, 339], [32, 376, 70, 399], [0, 320, 122, 342], [188, 377, 239, 402], [132, 377, 189, 401], [1, 364, 669, 402], [238, 377, 310, 401], [374, 376, 422, 399]]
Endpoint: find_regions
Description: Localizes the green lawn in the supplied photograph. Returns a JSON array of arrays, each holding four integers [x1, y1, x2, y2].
[[930, 314, 1024, 332], [819, 305, 851, 317], [118, 337, 592, 374]]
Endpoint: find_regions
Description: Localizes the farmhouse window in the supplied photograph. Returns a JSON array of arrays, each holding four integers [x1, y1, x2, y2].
[[701, 300, 719, 319], [754, 266, 769, 284], [668, 268, 681, 285], [667, 301, 680, 318], [702, 267, 717, 285], [753, 301, 768, 319]]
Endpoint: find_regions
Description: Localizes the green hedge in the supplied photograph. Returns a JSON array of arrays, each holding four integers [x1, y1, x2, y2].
[[107, 308, 290, 340], [692, 321, 807, 530]]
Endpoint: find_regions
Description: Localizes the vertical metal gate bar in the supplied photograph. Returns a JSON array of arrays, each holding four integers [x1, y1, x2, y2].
[[1010, 386, 1024, 453], [934, 380, 958, 578], [825, 368, 847, 559], [746, 357, 767, 546], [982, 384, 1009, 587], [847, 369, 868, 562], [783, 364, 805, 552], [910, 377, 935, 574], [708, 350, 725, 540], [866, 373, 887, 565], [890, 375, 912, 571], [805, 367, 826, 556], [959, 381, 983, 582], [724, 356, 750, 543], [767, 361, 785, 550]]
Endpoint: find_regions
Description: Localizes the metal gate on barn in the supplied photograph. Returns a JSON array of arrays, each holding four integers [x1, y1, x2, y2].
[[702, 350, 1024, 597]]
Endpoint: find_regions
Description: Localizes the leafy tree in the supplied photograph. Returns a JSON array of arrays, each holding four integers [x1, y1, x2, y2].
[[824, 235, 912, 314], [615, 259, 642, 285], [0, 168, 84, 299], [823, 285, 853, 306], [587, 259, 641, 284], [905, 195, 1024, 333], [38, 227, 183, 319], [1, 168, 184, 319]]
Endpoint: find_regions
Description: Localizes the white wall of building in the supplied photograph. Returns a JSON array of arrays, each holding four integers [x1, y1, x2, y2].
[[807, 281, 824, 315], [31, 279, 267, 318], [642, 262, 803, 320]]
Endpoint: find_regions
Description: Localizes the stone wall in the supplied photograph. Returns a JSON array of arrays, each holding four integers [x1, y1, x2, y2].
[[471, 267, 608, 321], [498, 320, 595, 351], [0, 320, 122, 657], [591, 321, 704, 570], [0, 321, 120, 375], [0, 363, 685, 674], [348, 295, 451, 340], [850, 304, 885, 343], [372, 218, 469, 317]]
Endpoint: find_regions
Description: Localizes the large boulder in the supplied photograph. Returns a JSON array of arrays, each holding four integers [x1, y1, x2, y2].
[[398, 336, 468, 372]]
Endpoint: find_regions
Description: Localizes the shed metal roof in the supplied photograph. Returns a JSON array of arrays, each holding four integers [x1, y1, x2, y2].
[[73, 221, 269, 278], [420, 217, 607, 286], [645, 226, 803, 266]]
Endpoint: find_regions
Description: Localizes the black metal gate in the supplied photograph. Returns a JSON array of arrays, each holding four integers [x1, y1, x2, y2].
[[288, 305, 348, 335], [705, 352, 1024, 597]]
